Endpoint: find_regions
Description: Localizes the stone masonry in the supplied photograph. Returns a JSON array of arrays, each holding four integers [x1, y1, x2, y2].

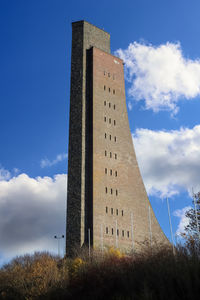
[[66, 20, 168, 256]]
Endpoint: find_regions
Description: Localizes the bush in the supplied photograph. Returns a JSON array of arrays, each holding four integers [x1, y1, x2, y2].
[[1, 243, 200, 299]]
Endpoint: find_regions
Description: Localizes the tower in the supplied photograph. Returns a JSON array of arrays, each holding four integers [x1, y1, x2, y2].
[[66, 21, 168, 255]]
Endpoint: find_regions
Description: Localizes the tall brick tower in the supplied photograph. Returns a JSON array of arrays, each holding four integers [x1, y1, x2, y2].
[[66, 21, 168, 255]]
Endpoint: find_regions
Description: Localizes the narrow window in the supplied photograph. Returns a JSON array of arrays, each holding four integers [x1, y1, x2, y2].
[[109, 118, 111, 124], [122, 230, 124, 237], [116, 190, 118, 196], [104, 85, 106, 90], [115, 171, 117, 177], [113, 89, 115, 94], [106, 227, 108, 234], [111, 208, 113, 215], [104, 100, 106, 106], [110, 169, 112, 176], [112, 228, 114, 235], [127, 231, 130, 238], [104, 116, 106, 122], [109, 87, 111, 93], [114, 136, 117, 142], [105, 133, 107, 139], [108, 73, 110, 77], [110, 135, 111, 141], [106, 206, 108, 213], [114, 104, 116, 110], [104, 71, 106, 76], [117, 229, 119, 236], [115, 153, 117, 159], [110, 152, 112, 158], [105, 150, 107, 156], [116, 209, 118, 216], [114, 120, 116, 126], [105, 168, 107, 174], [111, 188, 113, 194], [122, 210, 124, 216], [109, 102, 111, 108], [105, 187, 108, 193]]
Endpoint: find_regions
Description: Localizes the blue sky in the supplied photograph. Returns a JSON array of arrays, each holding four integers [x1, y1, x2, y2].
[[1, 0, 200, 264]]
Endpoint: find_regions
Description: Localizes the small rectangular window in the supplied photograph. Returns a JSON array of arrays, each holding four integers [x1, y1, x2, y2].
[[122, 230, 124, 237], [110, 169, 112, 176], [114, 136, 117, 142], [109, 118, 111, 124], [116, 209, 118, 215], [127, 231, 129, 238], [111, 188, 113, 194], [110, 152, 112, 158], [114, 120, 116, 126], [115, 153, 117, 159], [105, 150, 107, 156], [105, 187, 108, 193], [105, 168, 107, 174], [122, 210, 124, 216], [113, 89, 115, 94], [109, 87, 111, 92], [111, 208, 113, 215], [115, 171, 117, 177], [104, 85, 106, 90], [112, 228, 114, 235], [106, 227, 108, 234], [106, 206, 108, 213], [114, 104, 116, 110], [116, 190, 118, 196], [104, 101, 106, 106], [104, 116, 106, 122], [105, 133, 107, 139], [110, 135, 111, 140], [117, 229, 119, 236], [109, 102, 111, 108]]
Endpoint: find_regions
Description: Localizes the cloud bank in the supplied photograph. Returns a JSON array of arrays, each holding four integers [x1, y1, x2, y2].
[[133, 124, 200, 197], [40, 153, 68, 168], [116, 42, 200, 114], [0, 173, 67, 265]]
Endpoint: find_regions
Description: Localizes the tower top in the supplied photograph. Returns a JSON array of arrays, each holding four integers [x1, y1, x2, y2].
[[71, 19, 110, 54], [71, 20, 110, 36]]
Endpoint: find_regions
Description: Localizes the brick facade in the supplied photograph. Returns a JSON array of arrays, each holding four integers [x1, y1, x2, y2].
[[66, 21, 168, 255]]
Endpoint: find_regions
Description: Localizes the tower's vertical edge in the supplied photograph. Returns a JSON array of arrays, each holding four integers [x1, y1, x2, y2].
[[66, 21, 110, 255]]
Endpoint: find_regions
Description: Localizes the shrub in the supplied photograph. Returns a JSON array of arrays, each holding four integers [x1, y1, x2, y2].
[[1, 242, 200, 299]]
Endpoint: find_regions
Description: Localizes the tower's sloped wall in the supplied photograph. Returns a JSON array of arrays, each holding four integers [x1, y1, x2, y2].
[[92, 47, 168, 251]]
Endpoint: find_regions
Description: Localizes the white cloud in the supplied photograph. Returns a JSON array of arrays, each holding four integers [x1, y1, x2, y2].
[[0, 172, 67, 265], [173, 206, 192, 235], [115, 42, 200, 115], [128, 101, 133, 111], [40, 153, 68, 168], [133, 125, 200, 197], [13, 168, 20, 174], [0, 167, 11, 181]]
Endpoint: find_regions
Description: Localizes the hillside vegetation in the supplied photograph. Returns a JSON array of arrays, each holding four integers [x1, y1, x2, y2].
[[0, 241, 200, 300]]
